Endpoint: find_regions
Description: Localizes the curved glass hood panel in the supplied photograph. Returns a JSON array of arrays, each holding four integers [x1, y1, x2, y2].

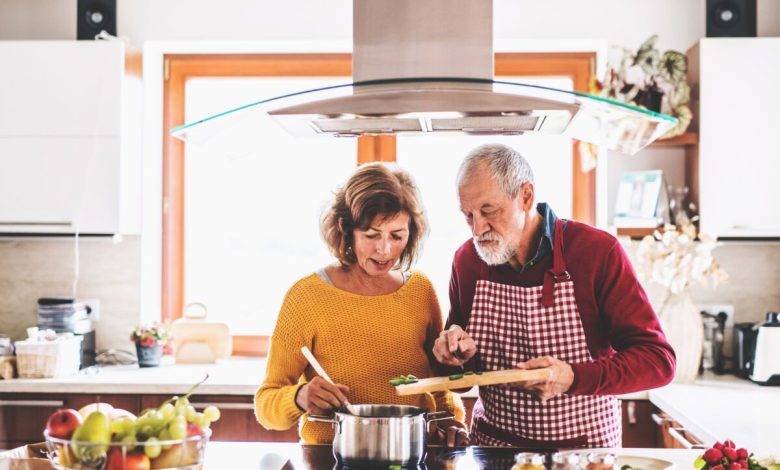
[[171, 77, 677, 156]]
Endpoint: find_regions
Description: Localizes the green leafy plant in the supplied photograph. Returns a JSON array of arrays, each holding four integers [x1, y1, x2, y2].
[[594, 35, 692, 138]]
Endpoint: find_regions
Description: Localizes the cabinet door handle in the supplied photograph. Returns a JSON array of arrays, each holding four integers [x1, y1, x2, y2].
[[0, 399, 64, 407], [626, 401, 637, 424], [0, 221, 73, 226], [189, 402, 254, 411], [651, 413, 670, 425], [668, 427, 708, 449]]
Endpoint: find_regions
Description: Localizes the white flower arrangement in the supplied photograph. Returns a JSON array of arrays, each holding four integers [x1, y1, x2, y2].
[[635, 220, 728, 295]]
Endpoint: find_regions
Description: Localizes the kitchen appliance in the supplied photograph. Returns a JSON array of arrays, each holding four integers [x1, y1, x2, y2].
[[37, 297, 96, 368], [750, 311, 780, 385], [171, 0, 677, 156], [309, 405, 453, 467], [700, 310, 727, 374], [733, 322, 757, 378]]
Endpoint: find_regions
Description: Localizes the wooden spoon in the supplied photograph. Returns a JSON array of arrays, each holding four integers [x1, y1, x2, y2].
[[300, 346, 359, 415]]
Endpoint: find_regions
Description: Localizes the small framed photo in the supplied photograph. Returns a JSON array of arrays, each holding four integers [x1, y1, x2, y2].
[[614, 170, 668, 227]]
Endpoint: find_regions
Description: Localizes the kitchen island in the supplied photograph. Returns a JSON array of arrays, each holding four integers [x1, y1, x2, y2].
[[202, 442, 701, 469]]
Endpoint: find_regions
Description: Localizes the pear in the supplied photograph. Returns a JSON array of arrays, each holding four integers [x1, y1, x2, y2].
[[71, 411, 111, 464]]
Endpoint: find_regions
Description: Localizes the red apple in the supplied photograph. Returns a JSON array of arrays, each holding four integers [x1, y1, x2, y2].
[[105, 447, 151, 470], [186, 422, 204, 437], [46, 408, 84, 439]]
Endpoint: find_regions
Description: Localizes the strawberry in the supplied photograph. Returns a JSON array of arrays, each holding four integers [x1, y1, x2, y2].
[[736, 449, 748, 459], [738, 460, 749, 469], [723, 447, 738, 462], [729, 463, 741, 470], [724, 439, 736, 449], [714, 442, 725, 451], [712, 465, 725, 470], [704, 449, 725, 464]]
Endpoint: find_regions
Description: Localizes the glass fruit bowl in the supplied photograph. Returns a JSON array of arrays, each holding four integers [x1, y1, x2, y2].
[[44, 429, 210, 470]]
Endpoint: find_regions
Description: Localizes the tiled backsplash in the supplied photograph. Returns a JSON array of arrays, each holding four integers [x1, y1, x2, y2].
[[0, 236, 141, 352], [0, 237, 778, 353]]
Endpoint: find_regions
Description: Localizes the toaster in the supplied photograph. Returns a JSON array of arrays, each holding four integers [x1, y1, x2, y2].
[[750, 311, 780, 385]]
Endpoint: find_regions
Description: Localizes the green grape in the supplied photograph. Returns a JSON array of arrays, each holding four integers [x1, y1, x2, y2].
[[192, 413, 209, 429], [168, 416, 187, 440], [203, 406, 221, 423], [158, 402, 175, 420], [175, 396, 190, 408], [121, 433, 137, 452], [144, 437, 162, 459], [110, 417, 135, 436], [184, 405, 198, 422], [158, 429, 173, 450]]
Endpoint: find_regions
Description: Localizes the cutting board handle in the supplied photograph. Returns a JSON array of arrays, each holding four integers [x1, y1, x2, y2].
[[183, 302, 208, 320]]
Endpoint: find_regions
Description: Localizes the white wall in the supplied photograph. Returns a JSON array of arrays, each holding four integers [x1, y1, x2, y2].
[[1, 0, 778, 50]]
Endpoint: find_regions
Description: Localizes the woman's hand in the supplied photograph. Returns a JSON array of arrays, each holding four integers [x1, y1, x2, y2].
[[295, 376, 351, 414]]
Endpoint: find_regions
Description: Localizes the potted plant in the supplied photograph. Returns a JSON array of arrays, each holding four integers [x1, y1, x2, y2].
[[594, 35, 692, 139], [634, 220, 729, 383], [130, 323, 172, 367]]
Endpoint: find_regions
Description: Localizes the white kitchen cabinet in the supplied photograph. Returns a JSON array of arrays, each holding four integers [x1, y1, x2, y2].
[[688, 38, 780, 238], [0, 41, 140, 235]]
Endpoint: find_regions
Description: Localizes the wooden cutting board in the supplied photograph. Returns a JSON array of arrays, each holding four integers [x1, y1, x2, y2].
[[394, 368, 552, 396]]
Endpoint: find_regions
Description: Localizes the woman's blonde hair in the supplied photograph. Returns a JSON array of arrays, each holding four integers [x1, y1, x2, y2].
[[321, 163, 428, 271]]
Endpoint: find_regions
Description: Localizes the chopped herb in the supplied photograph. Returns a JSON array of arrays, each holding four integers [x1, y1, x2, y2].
[[464, 371, 475, 375], [448, 373, 464, 380]]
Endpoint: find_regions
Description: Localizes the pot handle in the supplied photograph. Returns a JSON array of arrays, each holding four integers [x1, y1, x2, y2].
[[425, 410, 454, 423], [307, 415, 338, 424]]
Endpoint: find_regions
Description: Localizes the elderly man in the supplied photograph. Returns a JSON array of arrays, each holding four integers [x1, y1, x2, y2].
[[433, 143, 675, 448]]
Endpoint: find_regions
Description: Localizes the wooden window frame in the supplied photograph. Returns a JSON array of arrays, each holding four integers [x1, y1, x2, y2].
[[162, 51, 595, 356]]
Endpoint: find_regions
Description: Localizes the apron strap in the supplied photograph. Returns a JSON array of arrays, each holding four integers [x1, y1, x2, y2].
[[541, 219, 569, 307]]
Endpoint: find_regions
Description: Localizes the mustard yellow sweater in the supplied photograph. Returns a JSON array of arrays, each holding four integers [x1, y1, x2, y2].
[[254, 271, 465, 443]]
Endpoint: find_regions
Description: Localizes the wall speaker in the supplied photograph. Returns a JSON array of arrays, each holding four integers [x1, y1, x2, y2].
[[77, 0, 117, 40], [706, 0, 757, 37]]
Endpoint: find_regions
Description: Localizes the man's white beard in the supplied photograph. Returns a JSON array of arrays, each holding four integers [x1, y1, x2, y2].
[[473, 231, 515, 266]]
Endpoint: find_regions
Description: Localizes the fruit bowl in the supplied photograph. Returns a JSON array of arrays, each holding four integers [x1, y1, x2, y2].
[[44, 429, 210, 470]]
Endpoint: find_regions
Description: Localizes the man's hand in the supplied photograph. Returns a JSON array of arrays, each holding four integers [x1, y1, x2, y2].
[[513, 356, 574, 401], [432, 325, 477, 366], [428, 423, 470, 447], [295, 376, 351, 415]]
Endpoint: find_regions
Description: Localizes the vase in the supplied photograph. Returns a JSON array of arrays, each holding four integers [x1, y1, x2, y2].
[[135, 343, 163, 368], [657, 291, 703, 384]]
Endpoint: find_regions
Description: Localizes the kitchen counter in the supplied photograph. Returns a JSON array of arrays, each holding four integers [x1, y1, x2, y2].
[[0, 357, 265, 395], [649, 373, 780, 454], [203, 442, 702, 469], [0, 356, 648, 400]]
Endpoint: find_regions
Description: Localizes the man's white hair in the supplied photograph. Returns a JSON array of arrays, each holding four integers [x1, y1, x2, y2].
[[456, 144, 534, 198]]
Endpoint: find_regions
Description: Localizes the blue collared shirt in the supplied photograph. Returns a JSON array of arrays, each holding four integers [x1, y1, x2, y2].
[[514, 202, 563, 273]]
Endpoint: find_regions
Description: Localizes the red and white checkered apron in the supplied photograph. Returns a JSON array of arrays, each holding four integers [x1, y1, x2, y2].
[[467, 219, 621, 448]]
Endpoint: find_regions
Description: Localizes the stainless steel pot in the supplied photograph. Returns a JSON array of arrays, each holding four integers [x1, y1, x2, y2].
[[309, 404, 453, 467]]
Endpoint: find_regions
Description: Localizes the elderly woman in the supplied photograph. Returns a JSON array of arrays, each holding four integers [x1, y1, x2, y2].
[[255, 162, 467, 446]]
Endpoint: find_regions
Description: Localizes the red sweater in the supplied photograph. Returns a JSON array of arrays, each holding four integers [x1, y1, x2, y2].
[[447, 220, 676, 395]]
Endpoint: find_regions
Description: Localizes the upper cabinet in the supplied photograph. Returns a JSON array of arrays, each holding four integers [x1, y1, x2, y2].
[[0, 41, 140, 235], [688, 38, 780, 238]]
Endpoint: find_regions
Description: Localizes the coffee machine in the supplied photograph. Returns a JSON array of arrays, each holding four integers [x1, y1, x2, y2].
[[750, 312, 780, 385], [734, 312, 780, 385]]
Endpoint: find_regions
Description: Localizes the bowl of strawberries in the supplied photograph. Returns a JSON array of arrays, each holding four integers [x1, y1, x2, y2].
[[694, 439, 778, 470]]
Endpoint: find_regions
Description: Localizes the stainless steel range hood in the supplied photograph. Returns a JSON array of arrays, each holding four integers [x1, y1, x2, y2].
[[172, 0, 677, 155]]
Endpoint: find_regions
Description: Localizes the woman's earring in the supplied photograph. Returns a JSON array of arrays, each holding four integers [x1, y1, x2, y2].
[[346, 246, 353, 256]]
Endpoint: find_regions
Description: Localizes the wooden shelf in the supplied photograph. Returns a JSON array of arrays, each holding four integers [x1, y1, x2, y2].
[[649, 132, 698, 147], [616, 227, 661, 238]]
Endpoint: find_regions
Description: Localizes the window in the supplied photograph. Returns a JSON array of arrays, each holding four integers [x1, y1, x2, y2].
[[184, 77, 356, 336]]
